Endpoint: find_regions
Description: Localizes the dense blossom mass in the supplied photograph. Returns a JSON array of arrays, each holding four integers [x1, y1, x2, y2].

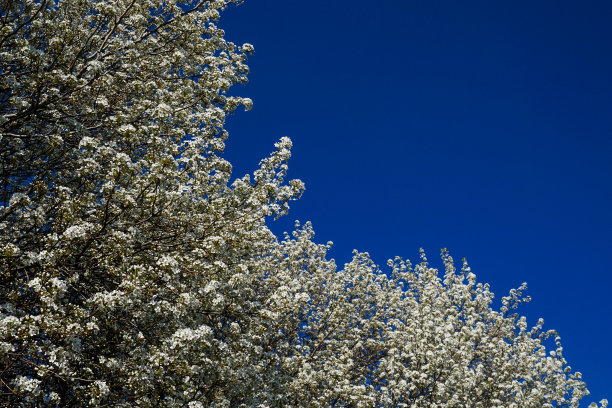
[[0, 0, 607, 407]]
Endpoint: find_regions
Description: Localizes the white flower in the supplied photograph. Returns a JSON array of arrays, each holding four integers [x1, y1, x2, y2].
[[94, 380, 109, 396], [117, 124, 136, 134], [13, 376, 41, 395], [242, 97, 253, 111], [63, 225, 87, 239]]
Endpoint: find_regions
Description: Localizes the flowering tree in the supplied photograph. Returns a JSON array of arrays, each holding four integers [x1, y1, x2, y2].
[[0, 0, 606, 407]]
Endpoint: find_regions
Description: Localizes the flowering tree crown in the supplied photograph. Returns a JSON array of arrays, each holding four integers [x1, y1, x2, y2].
[[0, 0, 606, 407]]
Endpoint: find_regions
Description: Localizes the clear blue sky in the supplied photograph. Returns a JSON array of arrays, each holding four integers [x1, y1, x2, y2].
[[221, 0, 612, 403]]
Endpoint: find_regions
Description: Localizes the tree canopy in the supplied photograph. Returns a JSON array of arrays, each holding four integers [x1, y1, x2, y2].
[[0, 0, 606, 407]]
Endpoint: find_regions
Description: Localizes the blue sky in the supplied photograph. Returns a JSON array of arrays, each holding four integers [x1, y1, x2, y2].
[[221, 0, 612, 403]]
